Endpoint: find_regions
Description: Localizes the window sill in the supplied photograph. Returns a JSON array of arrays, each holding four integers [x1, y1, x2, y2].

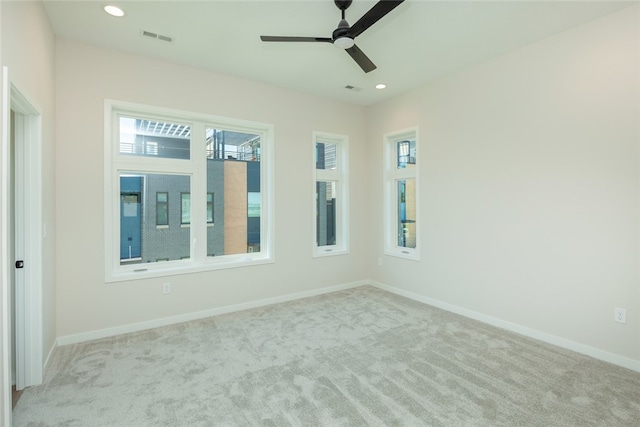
[[313, 247, 349, 258], [106, 254, 274, 283], [384, 247, 420, 261]]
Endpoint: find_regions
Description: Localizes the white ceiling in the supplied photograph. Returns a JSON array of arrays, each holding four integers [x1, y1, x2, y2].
[[42, 0, 635, 106]]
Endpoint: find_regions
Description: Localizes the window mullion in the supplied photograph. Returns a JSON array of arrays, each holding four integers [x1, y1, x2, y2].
[[316, 170, 341, 180], [191, 122, 207, 262]]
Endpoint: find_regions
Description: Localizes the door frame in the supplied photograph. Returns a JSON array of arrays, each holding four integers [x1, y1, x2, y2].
[[9, 79, 43, 391], [1, 65, 12, 427]]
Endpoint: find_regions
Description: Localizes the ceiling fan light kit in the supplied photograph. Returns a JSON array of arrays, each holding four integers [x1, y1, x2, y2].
[[334, 37, 355, 49], [260, 0, 405, 73]]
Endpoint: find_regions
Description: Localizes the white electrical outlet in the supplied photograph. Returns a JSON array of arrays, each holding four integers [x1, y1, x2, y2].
[[614, 307, 626, 324], [163, 282, 171, 294]]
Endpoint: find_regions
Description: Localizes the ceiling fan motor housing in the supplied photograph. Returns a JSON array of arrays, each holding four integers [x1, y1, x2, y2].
[[333, 20, 351, 40], [334, 0, 353, 11]]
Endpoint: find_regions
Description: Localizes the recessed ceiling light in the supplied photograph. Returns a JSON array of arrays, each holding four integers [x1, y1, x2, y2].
[[375, 83, 387, 90], [104, 5, 125, 17]]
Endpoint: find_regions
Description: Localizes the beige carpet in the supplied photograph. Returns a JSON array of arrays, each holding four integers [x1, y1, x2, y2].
[[12, 286, 640, 426]]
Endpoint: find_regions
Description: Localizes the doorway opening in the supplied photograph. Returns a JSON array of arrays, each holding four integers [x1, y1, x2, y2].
[[9, 84, 43, 400]]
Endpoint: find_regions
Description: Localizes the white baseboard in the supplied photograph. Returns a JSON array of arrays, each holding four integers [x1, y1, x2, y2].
[[369, 280, 640, 373], [57, 280, 366, 346], [55, 279, 640, 373]]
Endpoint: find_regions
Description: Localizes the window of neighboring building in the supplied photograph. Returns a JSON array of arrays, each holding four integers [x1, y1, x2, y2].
[[181, 193, 191, 225], [247, 192, 261, 218], [105, 101, 274, 282], [145, 141, 158, 156], [156, 192, 168, 227], [384, 127, 419, 260], [313, 132, 349, 257], [207, 193, 214, 224]]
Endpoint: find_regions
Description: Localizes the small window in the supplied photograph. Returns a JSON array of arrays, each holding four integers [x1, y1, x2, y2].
[[156, 192, 168, 226], [118, 116, 190, 159], [396, 179, 416, 249], [248, 192, 261, 218], [316, 142, 337, 170], [207, 193, 214, 224], [397, 140, 416, 169], [181, 193, 191, 225], [384, 128, 419, 260], [316, 181, 337, 246], [313, 132, 348, 257]]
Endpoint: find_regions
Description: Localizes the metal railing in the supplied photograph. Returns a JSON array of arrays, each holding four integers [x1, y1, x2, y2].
[[206, 149, 260, 162]]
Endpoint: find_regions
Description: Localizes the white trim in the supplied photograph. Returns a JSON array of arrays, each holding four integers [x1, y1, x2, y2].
[[11, 84, 44, 388], [370, 280, 640, 373], [1, 65, 13, 427], [50, 278, 640, 372], [58, 280, 366, 346], [14, 111, 26, 389]]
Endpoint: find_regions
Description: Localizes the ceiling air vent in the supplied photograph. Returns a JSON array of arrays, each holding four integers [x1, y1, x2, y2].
[[141, 30, 173, 43]]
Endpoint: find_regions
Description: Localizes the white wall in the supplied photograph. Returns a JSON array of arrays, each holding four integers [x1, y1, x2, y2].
[[367, 5, 640, 366], [55, 39, 368, 338], [1, 0, 57, 376], [40, 1, 640, 373]]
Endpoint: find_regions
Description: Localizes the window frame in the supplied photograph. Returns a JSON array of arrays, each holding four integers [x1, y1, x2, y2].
[[383, 127, 420, 260], [312, 131, 349, 257], [104, 100, 274, 282]]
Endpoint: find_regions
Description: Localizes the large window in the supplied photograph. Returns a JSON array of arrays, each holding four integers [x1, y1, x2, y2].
[[313, 132, 349, 257], [384, 128, 419, 260], [105, 101, 273, 281]]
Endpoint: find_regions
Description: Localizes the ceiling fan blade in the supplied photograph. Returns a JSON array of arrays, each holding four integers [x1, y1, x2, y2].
[[260, 36, 333, 43], [345, 44, 376, 73], [348, 0, 405, 38]]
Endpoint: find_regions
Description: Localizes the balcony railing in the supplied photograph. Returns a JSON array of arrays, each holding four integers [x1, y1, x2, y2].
[[206, 149, 260, 162]]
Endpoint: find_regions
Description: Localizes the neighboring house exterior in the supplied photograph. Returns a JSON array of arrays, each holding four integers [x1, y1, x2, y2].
[[315, 142, 337, 247], [119, 123, 261, 264]]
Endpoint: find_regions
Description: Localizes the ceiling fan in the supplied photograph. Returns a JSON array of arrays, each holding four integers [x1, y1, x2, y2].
[[260, 0, 405, 73]]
